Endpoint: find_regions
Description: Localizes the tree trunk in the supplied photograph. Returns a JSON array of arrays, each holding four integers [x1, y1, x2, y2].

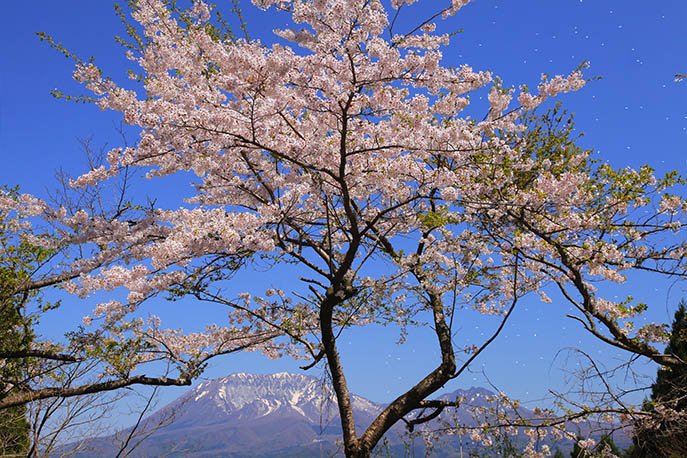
[[347, 445, 372, 458]]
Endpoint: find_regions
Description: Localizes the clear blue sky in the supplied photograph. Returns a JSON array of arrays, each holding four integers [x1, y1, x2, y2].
[[1, 0, 686, 419]]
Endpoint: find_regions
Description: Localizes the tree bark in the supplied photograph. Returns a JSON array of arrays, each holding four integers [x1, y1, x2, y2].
[[0, 375, 191, 410]]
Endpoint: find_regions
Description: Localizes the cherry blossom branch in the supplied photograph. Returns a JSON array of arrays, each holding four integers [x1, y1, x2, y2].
[[0, 350, 78, 363], [451, 255, 520, 380], [0, 375, 191, 410]]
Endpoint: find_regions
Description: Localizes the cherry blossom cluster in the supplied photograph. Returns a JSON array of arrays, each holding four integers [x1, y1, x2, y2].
[[23, 0, 684, 452]]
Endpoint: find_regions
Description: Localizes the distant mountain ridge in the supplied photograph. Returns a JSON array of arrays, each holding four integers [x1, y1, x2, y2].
[[62, 372, 626, 457]]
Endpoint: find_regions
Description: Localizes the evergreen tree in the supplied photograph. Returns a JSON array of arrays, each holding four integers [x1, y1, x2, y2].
[[651, 300, 687, 410], [0, 212, 36, 455], [0, 187, 56, 455], [596, 435, 620, 456], [630, 300, 687, 457]]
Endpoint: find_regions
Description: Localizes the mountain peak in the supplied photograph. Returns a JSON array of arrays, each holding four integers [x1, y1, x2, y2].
[[187, 371, 331, 417]]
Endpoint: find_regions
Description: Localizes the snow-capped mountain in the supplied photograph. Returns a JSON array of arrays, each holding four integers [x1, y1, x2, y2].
[[180, 372, 381, 425], [140, 371, 383, 438], [69, 372, 391, 457]]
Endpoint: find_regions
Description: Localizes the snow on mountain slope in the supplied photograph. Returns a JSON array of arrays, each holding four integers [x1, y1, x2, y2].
[[162, 372, 382, 428]]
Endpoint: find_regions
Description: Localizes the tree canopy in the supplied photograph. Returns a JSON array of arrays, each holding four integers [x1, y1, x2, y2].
[[1, 1, 686, 456]]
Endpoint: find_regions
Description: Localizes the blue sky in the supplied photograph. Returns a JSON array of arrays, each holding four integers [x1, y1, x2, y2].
[[1, 0, 686, 420]]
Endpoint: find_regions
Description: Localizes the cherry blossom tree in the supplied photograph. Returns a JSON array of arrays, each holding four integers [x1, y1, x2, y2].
[[24, 0, 687, 456]]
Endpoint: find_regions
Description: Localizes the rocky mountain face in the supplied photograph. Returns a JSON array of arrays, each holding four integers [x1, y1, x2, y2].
[[63, 373, 627, 457], [170, 372, 381, 429]]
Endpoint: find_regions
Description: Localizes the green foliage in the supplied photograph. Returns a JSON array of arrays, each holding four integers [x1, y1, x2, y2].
[[34, 32, 98, 104], [0, 187, 62, 454], [0, 406, 29, 455], [521, 104, 590, 173], [417, 206, 453, 230], [466, 104, 595, 207], [0, 189, 52, 455], [493, 103, 684, 219]]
